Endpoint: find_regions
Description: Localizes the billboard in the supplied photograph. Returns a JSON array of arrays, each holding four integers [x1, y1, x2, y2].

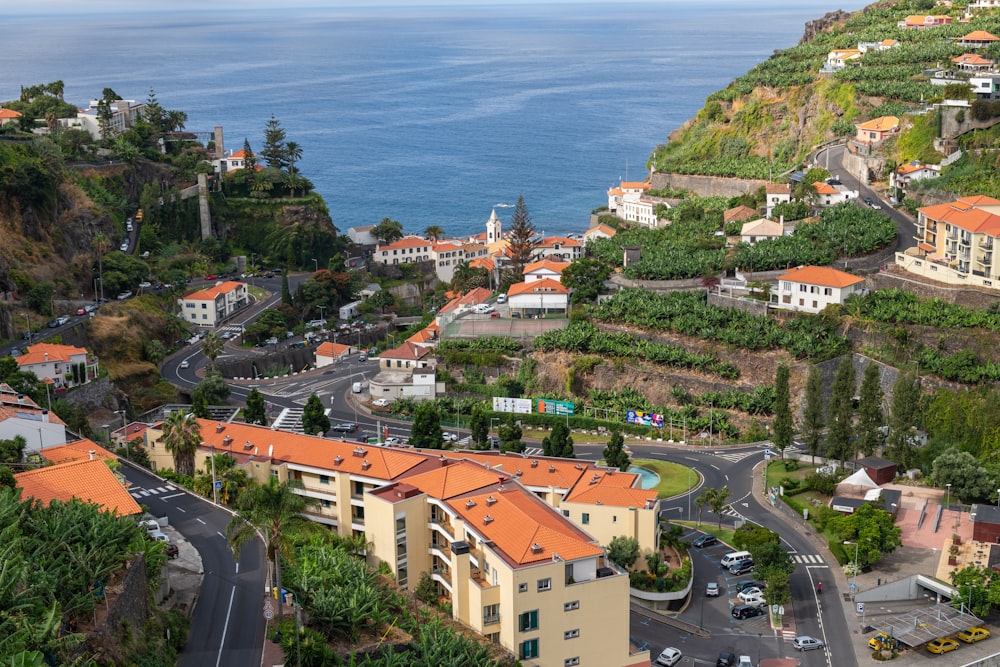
[[626, 410, 664, 428], [536, 398, 575, 416], [493, 397, 533, 414]]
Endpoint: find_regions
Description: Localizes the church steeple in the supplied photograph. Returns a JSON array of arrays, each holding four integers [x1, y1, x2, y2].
[[486, 208, 502, 244]]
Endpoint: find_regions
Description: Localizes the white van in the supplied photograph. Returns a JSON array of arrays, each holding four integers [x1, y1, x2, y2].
[[720, 551, 752, 569], [496, 293, 507, 304], [352, 382, 362, 393]]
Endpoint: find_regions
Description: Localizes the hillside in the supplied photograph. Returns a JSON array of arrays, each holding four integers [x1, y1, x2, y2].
[[650, 0, 1000, 193]]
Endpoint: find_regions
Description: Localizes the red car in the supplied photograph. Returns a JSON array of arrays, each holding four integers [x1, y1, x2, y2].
[[204, 274, 217, 281], [75, 307, 87, 316]]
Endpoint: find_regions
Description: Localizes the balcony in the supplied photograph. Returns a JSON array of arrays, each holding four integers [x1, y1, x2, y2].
[[980, 238, 995, 250], [470, 566, 494, 589], [429, 517, 455, 539], [976, 253, 992, 267]]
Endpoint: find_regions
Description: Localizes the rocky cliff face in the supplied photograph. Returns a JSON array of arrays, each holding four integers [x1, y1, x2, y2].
[[800, 9, 855, 44]]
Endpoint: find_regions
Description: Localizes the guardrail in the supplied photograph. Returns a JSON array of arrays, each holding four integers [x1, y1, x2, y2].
[[916, 499, 928, 531]]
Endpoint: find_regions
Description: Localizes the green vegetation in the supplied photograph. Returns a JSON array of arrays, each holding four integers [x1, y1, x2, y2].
[[631, 459, 700, 498], [592, 289, 848, 360]]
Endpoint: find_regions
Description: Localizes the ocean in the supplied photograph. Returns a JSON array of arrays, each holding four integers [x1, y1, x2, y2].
[[0, 1, 866, 239]]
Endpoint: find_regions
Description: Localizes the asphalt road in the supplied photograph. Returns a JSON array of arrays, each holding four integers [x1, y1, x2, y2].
[[121, 464, 267, 667]]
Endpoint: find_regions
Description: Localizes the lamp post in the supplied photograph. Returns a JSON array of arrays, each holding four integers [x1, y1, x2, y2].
[[209, 441, 218, 505], [312, 258, 318, 273], [946, 483, 952, 514], [114, 409, 130, 460], [845, 540, 859, 599]]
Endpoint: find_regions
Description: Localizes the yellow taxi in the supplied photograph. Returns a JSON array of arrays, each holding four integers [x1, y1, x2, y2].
[[868, 633, 898, 650], [135, 208, 144, 221], [927, 638, 959, 654], [957, 627, 990, 643]]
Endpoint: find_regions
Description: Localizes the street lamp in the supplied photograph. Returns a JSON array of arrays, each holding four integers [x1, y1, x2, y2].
[[845, 540, 859, 599], [946, 483, 952, 513], [312, 258, 318, 273]]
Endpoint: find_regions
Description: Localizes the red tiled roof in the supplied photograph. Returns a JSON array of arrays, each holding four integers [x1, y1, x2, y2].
[[182, 281, 245, 301], [961, 30, 999, 41], [377, 236, 431, 252], [537, 236, 581, 248], [15, 342, 88, 366], [15, 459, 142, 516], [381, 341, 430, 361], [469, 257, 495, 271], [316, 342, 350, 358], [39, 440, 115, 464], [856, 116, 899, 132], [765, 183, 791, 195], [562, 469, 659, 508], [584, 223, 617, 237], [507, 278, 570, 296], [523, 258, 569, 275], [778, 265, 865, 288], [918, 197, 1000, 235], [0, 108, 23, 120], [813, 182, 839, 195]]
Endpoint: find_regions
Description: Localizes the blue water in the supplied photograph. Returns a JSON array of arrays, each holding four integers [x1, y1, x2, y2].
[[0, 2, 866, 238], [628, 464, 660, 490]]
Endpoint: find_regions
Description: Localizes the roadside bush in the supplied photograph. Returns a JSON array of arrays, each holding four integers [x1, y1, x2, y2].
[[805, 472, 839, 496]]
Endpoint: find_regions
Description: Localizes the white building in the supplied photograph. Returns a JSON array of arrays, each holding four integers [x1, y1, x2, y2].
[[369, 342, 443, 400], [583, 223, 616, 242], [772, 266, 866, 314], [813, 181, 857, 207], [432, 241, 466, 283], [533, 236, 582, 262], [348, 225, 378, 246], [315, 342, 351, 368], [59, 99, 145, 140], [506, 278, 570, 316], [970, 73, 1000, 102], [0, 385, 67, 452], [764, 183, 792, 217], [523, 258, 568, 283], [14, 343, 98, 390], [740, 218, 785, 244], [374, 236, 432, 266], [890, 161, 941, 194], [177, 281, 249, 327]]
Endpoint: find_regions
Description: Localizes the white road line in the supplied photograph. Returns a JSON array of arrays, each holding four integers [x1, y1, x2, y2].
[[176, 507, 186, 513], [710, 464, 719, 470], [196, 518, 206, 525], [161, 492, 184, 499], [725, 474, 729, 482], [217, 531, 226, 539], [215, 586, 236, 667], [684, 456, 699, 461]]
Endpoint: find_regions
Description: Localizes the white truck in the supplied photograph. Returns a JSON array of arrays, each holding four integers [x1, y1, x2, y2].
[[339, 300, 362, 320]]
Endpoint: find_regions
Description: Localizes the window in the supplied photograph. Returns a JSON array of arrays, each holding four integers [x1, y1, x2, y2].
[[581, 513, 589, 525], [799, 284, 807, 292], [562, 510, 570, 517], [565, 658, 580, 666], [564, 629, 579, 639], [319, 475, 329, 485], [564, 600, 579, 612], [354, 481, 365, 495], [823, 288, 832, 296], [321, 499, 331, 508], [483, 604, 500, 625], [537, 578, 551, 592], [612, 515, 617, 523], [486, 632, 500, 644], [518, 582, 528, 593], [518, 610, 538, 632], [519, 639, 539, 660]]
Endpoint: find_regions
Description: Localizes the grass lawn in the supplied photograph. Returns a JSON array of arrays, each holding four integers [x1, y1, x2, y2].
[[248, 285, 269, 301], [765, 459, 813, 490], [631, 458, 699, 498], [671, 520, 736, 549]]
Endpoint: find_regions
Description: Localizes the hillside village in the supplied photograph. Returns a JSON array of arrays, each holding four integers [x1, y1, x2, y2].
[[7, 0, 1000, 665]]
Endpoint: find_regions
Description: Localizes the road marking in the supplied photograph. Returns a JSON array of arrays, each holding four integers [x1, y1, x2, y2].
[[161, 492, 184, 499], [793, 554, 824, 564], [684, 456, 699, 461], [710, 464, 720, 470], [196, 518, 206, 525], [725, 474, 729, 482], [217, 531, 226, 539], [215, 586, 236, 667], [176, 507, 186, 513]]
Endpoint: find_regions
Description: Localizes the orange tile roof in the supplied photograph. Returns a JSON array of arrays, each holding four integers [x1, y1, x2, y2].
[[830, 49, 861, 58], [432, 450, 592, 490], [39, 440, 116, 464], [562, 469, 659, 508], [896, 161, 932, 175], [778, 265, 865, 288], [400, 460, 501, 498], [193, 419, 431, 480], [724, 205, 758, 223], [856, 116, 899, 132], [432, 241, 463, 252], [182, 280, 245, 301], [507, 277, 570, 296], [0, 404, 66, 426], [523, 258, 569, 275], [377, 236, 431, 251], [880, 39, 898, 46], [438, 286, 494, 315], [585, 223, 617, 237], [406, 323, 439, 344], [607, 186, 624, 196], [15, 342, 88, 366], [961, 30, 999, 41], [381, 341, 430, 361], [765, 183, 791, 194], [918, 197, 1000, 235], [469, 257, 495, 271], [952, 53, 993, 65], [537, 236, 581, 248], [619, 181, 651, 190], [918, 242, 936, 252], [447, 486, 603, 566], [15, 459, 142, 516], [0, 108, 23, 119], [114, 421, 156, 441], [230, 149, 251, 158], [813, 181, 839, 195], [316, 341, 350, 358]]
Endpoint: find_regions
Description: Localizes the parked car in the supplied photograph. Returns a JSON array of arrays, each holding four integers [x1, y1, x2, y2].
[[731, 604, 766, 620], [138, 281, 152, 289], [716, 652, 736, 667], [359, 354, 367, 362], [166, 542, 179, 559], [117, 291, 133, 301], [139, 519, 160, 534], [957, 627, 990, 643], [264, 337, 279, 346], [9, 348, 20, 357], [793, 636, 825, 652], [692, 534, 718, 548], [927, 638, 959, 654], [442, 432, 459, 442], [706, 582, 720, 597], [120, 241, 129, 252], [372, 398, 390, 407], [148, 530, 169, 543], [332, 423, 357, 433], [204, 274, 217, 281], [511, 311, 522, 318], [385, 436, 406, 445], [736, 580, 764, 593], [75, 307, 87, 316], [737, 587, 763, 602], [126, 220, 133, 232], [737, 657, 753, 667], [306, 319, 327, 329], [863, 196, 881, 210], [85, 303, 100, 313], [496, 293, 507, 304], [729, 559, 755, 575], [653, 647, 682, 667]]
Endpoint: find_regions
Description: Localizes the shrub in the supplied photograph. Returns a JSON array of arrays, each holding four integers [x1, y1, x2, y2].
[[805, 472, 839, 496]]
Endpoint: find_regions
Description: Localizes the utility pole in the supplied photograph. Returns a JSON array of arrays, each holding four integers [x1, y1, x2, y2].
[[211, 442, 219, 505]]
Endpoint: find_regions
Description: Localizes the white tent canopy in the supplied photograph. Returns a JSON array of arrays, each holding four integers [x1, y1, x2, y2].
[[838, 468, 879, 489]]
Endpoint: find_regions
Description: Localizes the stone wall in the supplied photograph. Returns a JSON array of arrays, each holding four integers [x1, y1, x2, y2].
[[609, 273, 713, 293], [707, 292, 770, 317], [938, 105, 1000, 141], [869, 270, 1000, 309], [651, 172, 765, 199], [85, 552, 150, 664], [65, 376, 114, 411]]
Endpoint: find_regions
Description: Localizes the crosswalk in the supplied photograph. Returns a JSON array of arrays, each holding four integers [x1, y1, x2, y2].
[[524, 447, 543, 457], [791, 554, 825, 565], [130, 484, 177, 499], [713, 450, 761, 463]]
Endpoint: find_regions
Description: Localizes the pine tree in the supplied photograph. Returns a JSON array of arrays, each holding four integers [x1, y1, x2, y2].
[[505, 194, 536, 274], [498, 415, 524, 453], [302, 393, 330, 436], [857, 363, 884, 457], [242, 138, 256, 187], [410, 401, 444, 449], [802, 365, 825, 465], [826, 357, 856, 465], [602, 430, 630, 471], [887, 371, 921, 469], [245, 388, 266, 425], [261, 114, 288, 168], [542, 421, 574, 459], [469, 405, 490, 449], [772, 364, 793, 457]]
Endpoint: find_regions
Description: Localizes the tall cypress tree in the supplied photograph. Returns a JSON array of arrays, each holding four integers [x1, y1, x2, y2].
[[772, 364, 793, 458], [802, 365, 825, 465], [826, 356, 856, 465], [887, 371, 921, 469], [244, 388, 266, 426], [506, 194, 536, 274], [302, 393, 330, 436], [857, 363, 884, 457], [410, 401, 444, 450]]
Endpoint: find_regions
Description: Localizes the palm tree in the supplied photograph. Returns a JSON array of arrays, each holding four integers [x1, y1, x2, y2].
[[424, 225, 445, 241], [160, 410, 201, 478], [201, 332, 224, 370], [227, 477, 317, 621], [284, 141, 303, 197]]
